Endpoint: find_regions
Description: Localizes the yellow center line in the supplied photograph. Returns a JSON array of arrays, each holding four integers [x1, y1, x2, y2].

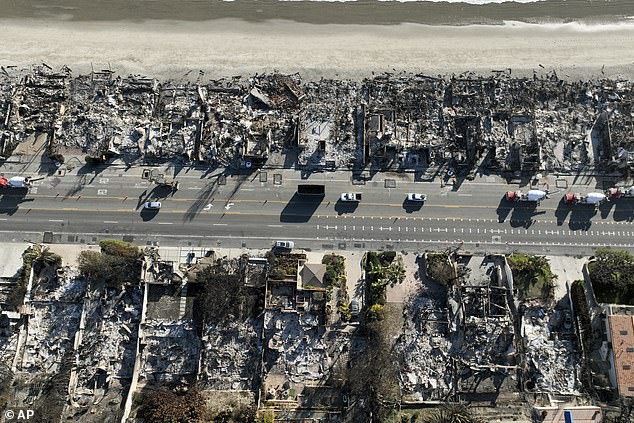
[[21, 193, 524, 210]]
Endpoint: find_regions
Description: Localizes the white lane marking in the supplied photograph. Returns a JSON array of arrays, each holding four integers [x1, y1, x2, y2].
[[158, 222, 173, 225], [48, 219, 63, 222], [0, 218, 7, 221], [103, 221, 118, 224], [267, 225, 283, 227], [213, 223, 228, 226], [188, 187, 201, 190]]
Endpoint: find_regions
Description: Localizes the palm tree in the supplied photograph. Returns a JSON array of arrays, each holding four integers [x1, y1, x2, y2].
[[37, 247, 62, 267], [422, 404, 485, 423]]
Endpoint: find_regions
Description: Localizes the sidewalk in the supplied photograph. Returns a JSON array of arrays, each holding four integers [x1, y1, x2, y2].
[[1, 151, 629, 192]]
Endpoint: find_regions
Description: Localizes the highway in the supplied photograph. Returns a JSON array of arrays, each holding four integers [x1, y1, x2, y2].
[[0, 165, 633, 255]]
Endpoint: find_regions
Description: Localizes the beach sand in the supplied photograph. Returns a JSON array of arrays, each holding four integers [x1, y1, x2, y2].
[[1, 17, 633, 80]]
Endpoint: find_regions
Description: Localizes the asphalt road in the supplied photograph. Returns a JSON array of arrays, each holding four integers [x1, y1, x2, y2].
[[1, 166, 633, 255]]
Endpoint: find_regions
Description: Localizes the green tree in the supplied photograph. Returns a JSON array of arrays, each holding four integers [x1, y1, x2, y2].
[[589, 248, 634, 304], [195, 257, 247, 325], [78, 240, 141, 288]]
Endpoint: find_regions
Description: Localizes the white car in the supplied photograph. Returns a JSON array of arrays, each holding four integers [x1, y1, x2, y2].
[[143, 201, 162, 210], [407, 193, 427, 202], [274, 240, 295, 249]]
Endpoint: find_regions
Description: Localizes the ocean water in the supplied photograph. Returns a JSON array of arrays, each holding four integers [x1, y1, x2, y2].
[[277, 0, 546, 3]]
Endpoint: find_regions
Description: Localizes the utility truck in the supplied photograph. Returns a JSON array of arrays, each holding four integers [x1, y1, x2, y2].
[[505, 190, 547, 203]]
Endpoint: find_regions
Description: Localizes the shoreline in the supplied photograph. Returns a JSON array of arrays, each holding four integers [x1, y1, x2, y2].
[[1, 18, 634, 81], [3, 0, 634, 26]]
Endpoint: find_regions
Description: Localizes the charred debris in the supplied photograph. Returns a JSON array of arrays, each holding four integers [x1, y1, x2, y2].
[[0, 65, 633, 177]]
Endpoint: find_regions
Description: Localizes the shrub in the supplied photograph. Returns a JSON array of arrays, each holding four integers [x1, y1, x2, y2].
[[589, 248, 634, 304], [142, 389, 205, 423], [367, 304, 385, 321], [78, 240, 141, 288]]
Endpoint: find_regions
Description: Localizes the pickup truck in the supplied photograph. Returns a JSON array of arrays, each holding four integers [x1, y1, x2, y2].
[[340, 192, 362, 202]]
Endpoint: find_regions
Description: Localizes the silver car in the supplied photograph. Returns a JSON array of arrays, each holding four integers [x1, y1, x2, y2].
[[143, 201, 162, 209], [274, 240, 295, 249]]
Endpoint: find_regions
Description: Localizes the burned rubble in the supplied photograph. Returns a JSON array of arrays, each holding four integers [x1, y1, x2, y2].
[[395, 254, 517, 403], [299, 78, 359, 169], [64, 285, 143, 422], [521, 304, 580, 395], [139, 319, 201, 386], [200, 319, 261, 391], [0, 65, 633, 177]]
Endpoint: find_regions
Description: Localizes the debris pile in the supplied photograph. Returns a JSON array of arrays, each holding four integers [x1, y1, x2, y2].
[[1, 66, 634, 175], [57, 74, 157, 160], [23, 302, 81, 374], [263, 311, 328, 384], [150, 82, 201, 160], [22, 270, 86, 374], [200, 319, 261, 390], [139, 319, 201, 385], [299, 79, 358, 168], [9, 65, 70, 136], [521, 305, 579, 395], [69, 286, 142, 415], [396, 292, 452, 401], [364, 74, 445, 169], [396, 254, 517, 402]]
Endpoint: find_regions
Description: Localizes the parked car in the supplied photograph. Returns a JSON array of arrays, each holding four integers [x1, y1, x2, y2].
[[143, 201, 162, 209], [407, 193, 427, 202], [350, 300, 360, 317], [274, 240, 295, 249]]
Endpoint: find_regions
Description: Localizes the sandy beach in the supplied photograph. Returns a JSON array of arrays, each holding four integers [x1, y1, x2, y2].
[[1, 17, 633, 80]]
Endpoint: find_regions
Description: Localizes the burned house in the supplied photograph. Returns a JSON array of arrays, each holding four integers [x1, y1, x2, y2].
[[298, 79, 359, 169], [149, 81, 202, 161], [54, 72, 158, 162], [396, 253, 517, 404], [362, 74, 445, 169], [199, 78, 247, 165], [1, 67, 633, 177]]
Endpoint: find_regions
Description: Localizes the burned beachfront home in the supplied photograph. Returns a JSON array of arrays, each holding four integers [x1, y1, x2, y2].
[[149, 81, 202, 161], [0, 66, 633, 177], [592, 79, 634, 173], [55, 73, 158, 163], [245, 74, 301, 167], [362, 74, 445, 170], [298, 79, 359, 169]]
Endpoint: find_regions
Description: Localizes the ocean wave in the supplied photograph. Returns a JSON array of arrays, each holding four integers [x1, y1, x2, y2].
[[277, 0, 545, 3], [501, 20, 634, 31]]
